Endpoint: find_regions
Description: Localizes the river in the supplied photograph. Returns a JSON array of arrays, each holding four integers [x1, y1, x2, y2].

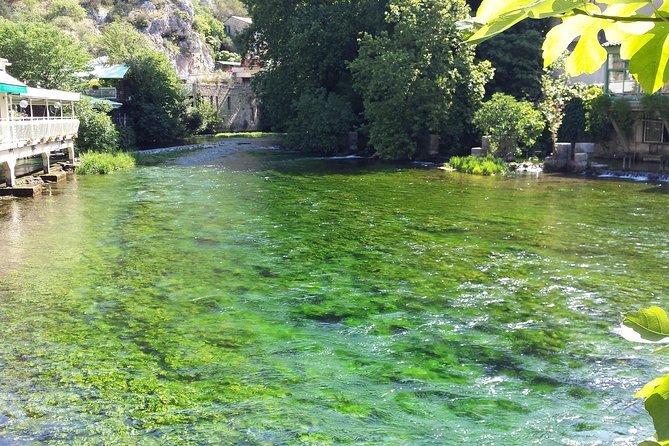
[[0, 143, 668, 445]]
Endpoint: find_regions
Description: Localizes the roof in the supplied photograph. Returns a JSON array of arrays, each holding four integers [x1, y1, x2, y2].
[[82, 95, 122, 109], [0, 71, 27, 94], [21, 87, 80, 102], [227, 16, 252, 24], [90, 64, 130, 79]]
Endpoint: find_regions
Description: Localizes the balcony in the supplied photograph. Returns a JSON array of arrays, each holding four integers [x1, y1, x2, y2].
[[82, 87, 118, 100], [0, 117, 79, 147]]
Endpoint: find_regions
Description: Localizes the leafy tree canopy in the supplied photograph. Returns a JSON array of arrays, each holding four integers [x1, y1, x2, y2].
[[351, 0, 491, 159], [467, 0, 669, 94], [0, 18, 89, 90]]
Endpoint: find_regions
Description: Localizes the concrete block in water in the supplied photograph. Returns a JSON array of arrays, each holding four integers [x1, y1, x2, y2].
[[471, 147, 485, 157], [574, 153, 589, 163], [40, 171, 67, 183], [574, 142, 595, 154], [0, 184, 42, 197], [554, 143, 571, 160]]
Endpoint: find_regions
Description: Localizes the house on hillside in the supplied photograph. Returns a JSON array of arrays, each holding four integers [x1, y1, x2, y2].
[[81, 58, 129, 125], [0, 58, 80, 188], [224, 16, 252, 38], [565, 42, 669, 168], [599, 44, 669, 164]]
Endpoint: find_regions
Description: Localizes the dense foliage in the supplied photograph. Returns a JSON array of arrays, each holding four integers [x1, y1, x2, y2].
[[98, 23, 187, 145], [243, 0, 490, 159], [284, 88, 355, 154], [75, 99, 120, 152], [473, 93, 545, 157], [0, 18, 89, 90], [350, 0, 491, 160], [241, 0, 385, 135], [468, 0, 669, 94], [475, 19, 548, 100]]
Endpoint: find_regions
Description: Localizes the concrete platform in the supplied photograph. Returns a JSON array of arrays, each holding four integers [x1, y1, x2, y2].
[[0, 183, 43, 197], [39, 171, 67, 183]]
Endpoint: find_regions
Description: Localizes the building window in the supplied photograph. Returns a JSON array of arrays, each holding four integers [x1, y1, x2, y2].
[[607, 52, 641, 95], [644, 119, 665, 143]]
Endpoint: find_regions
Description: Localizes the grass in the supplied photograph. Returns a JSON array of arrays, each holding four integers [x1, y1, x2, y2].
[[445, 154, 508, 176], [76, 151, 136, 174], [213, 132, 281, 138]]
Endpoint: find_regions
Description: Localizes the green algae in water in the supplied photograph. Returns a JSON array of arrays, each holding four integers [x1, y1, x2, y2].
[[0, 150, 668, 444]]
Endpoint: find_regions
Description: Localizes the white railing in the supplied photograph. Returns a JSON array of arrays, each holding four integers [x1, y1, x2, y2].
[[0, 117, 79, 145], [82, 87, 118, 99]]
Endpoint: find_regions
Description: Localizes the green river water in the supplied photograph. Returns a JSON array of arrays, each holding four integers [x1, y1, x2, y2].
[[0, 144, 668, 445]]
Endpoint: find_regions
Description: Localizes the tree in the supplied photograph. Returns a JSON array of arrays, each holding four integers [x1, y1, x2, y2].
[[473, 93, 545, 158], [475, 19, 548, 100], [285, 88, 356, 154], [467, 1, 669, 94], [350, 0, 492, 160], [98, 23, 187, 145], [240, 0, 386, 145], [0, 18, 90, 90]]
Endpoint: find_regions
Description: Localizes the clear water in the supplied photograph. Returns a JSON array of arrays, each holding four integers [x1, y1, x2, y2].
[[0, 147, 668, 445]]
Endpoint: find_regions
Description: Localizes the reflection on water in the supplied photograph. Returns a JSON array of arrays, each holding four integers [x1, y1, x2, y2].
[[0, 149, 668, 445]]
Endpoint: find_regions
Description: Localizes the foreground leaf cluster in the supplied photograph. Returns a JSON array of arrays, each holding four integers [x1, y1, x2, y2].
[[622, 307, 669, 445], [469, 1, 669, 93]]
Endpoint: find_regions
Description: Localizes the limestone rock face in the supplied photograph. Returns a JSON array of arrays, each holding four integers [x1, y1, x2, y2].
[[141, 0, 214, 78]]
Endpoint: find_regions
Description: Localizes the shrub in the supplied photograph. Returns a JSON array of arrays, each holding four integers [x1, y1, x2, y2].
[[183, 100, 223, 135], [446, 155, 507, 175], [473, 93, 545, 158], [75, 99, 120, 153], [76, 151, 136, 174]]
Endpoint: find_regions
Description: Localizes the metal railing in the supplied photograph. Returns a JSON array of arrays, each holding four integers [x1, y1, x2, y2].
[[82, 87, 118, 99], [0, 117, 79, 145]]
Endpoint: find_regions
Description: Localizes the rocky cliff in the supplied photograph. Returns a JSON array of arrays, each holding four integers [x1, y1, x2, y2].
[[2, 0, 247, 78]]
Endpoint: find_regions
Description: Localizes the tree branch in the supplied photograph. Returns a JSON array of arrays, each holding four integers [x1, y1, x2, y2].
[[571, 8, 668, 23]]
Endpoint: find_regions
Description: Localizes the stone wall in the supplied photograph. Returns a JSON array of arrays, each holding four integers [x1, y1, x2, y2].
[[192, 82, 260, 132]]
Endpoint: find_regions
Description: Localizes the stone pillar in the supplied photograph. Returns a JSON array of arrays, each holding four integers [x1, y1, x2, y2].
[[481, 136, 490, 155], [2, 159, 16, 187], [348, 131, 358, 152], [428, 134, 440, 156], [41, 152, 51, 174], [67, 143, 75, 163]]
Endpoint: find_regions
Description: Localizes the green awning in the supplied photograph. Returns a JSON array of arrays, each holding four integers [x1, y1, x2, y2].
[[0, 71, 28, 94], [0, 83, 27, 94]]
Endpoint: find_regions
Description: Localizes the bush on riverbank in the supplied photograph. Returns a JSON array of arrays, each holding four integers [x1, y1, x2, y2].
[[76, 151, 135, 174], [446, 155, 507, 175]]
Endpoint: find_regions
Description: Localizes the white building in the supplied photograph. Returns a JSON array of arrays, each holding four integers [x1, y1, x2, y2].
[[0, 58, 80, 187]]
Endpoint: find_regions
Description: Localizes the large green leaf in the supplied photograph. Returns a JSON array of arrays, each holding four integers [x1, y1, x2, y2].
[[638, 374, 669, 399], [623, 306, 669, 342], [646, 393, 669, 442], [623, 24, 669, 94]]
